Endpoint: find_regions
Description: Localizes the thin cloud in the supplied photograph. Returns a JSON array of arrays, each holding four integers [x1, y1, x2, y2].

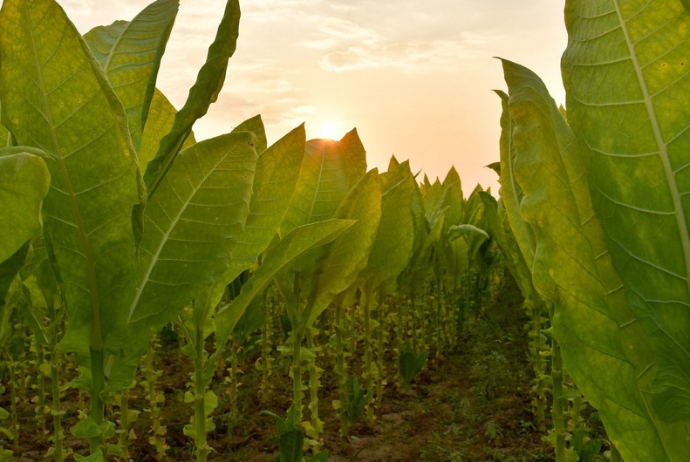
[[262, 105, 315, 130], [243, 0, 323, 23], [320, 31, 506, 73], [318, 18, 380, 43]]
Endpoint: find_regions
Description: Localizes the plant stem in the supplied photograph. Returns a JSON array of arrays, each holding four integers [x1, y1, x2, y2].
[[396, 293, 406, 391], [36, 344, 46, 440], [88, 347, 105, 455], [409, 292, 418, 351], [49, 348, 64, 462], [306, 326, 323, 451], [119, 387, 130, 459], [375, 292, 385, 414], [291, 327, 304, 425], [334, 298, 350, 437], [551, 339, 566, 462], [260, 289, 273, 402], [531, 300, 547, 433], [194, 324, 209, 462], [228, 336, 238, 406], [362, 284, 375, 426], [9, 361, 18, 451], [144, 339, 168, 459]]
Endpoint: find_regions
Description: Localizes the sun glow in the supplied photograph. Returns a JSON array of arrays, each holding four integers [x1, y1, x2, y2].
[[312, 122, 343, 141]]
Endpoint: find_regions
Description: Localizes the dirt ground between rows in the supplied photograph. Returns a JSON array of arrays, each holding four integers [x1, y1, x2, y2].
[[7, 281, 552, 461]]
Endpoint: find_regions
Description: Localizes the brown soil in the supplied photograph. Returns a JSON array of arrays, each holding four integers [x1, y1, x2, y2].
[[4, 281, 552, 461]]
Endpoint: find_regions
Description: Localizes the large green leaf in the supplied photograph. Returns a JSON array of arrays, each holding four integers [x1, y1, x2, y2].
[[0, 152, 50, 263], [448, 224, 489, 261], [302, 169, 382, 328], [231, 114, 267, 154], [0, 243, 30, 348], [358, 163, 415, 291], [495, 90, 536, 268], [139, 88, 196, 171], [398, 166, 428, 293], [216, 123, 305, 291], [387, 155, 400, 172], [212, 219, 354, 356], [442, 166, 464, 231], [281, 129, 367, 235], [407, 202, 446, 294], [280, 129, 367, 286], [562, 0, 690, 429], [126, 132, 256, 329], [501, 58, 686, 462], [0, 151, 50, 343], [84, 0, 178, 151], [422, 176, 444, 225], [0, 0, 142, 354], [479, 193, 536, 302], [20, 239, 62, 349], [105, 132, 255, 390], [143, 0, 240, 197]]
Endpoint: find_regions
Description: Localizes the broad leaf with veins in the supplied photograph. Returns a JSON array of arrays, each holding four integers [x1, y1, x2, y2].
[[84, 0, 178, 152], [128, 132, 256, 326], [0, 0, 142, 357], [563, 0, 690, 436]]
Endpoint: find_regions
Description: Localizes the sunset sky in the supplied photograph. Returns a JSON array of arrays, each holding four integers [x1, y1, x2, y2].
[[50, 0, 566, 195]]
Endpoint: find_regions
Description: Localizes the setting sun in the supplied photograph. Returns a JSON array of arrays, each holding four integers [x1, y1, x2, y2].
[[311, 122, 344, 141]]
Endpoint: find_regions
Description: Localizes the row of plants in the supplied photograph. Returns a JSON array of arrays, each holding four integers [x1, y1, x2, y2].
[[5, 0, 687, 461], [0, 0, 508, 460], [489, 1, 690, 461]]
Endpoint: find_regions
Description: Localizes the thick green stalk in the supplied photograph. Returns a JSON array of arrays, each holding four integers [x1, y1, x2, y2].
[[349, 305, 358, 360], [291, 328, 304, 425], [228, 337, 239, 406], [144, 340, 167, 458], [375, 293, 386, 413], [19, 331, 28, 402], [409, 292, 418, 351], [433, 280, 443, 357], [571, 387, 583, 434], [259, 289, 273, 402], [49, 350, 64, 462], [445, 289, 453, 342], [35, 344, 46, 440], [306, 327, 323, 451], [194, 324, 209, 462], [334, 299, 350, 437], [9, 361, 18, 451], [552, 340, 566, 462], [194, 324, 210, 462], [88, 347, 105, 455], [396, 293, 406, 391], [361, 284, 375, 426], [530, 301, 547, 433], [118, 388, 131, 459]]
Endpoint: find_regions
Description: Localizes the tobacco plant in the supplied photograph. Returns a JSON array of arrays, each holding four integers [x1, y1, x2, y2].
[[497, 0, 690, 458], [0, 0, 270, 457]]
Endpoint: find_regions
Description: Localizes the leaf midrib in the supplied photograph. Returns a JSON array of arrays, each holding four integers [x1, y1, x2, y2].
[[613, 1, 689, 459], [306, 144, 328, 224], [103, 20, 132, 73], [613, 1, 690, 293], [126, 144, 243, 323]]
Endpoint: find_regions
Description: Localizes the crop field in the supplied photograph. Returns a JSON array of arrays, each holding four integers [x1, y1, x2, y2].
[[1, 0, 689, 461]]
